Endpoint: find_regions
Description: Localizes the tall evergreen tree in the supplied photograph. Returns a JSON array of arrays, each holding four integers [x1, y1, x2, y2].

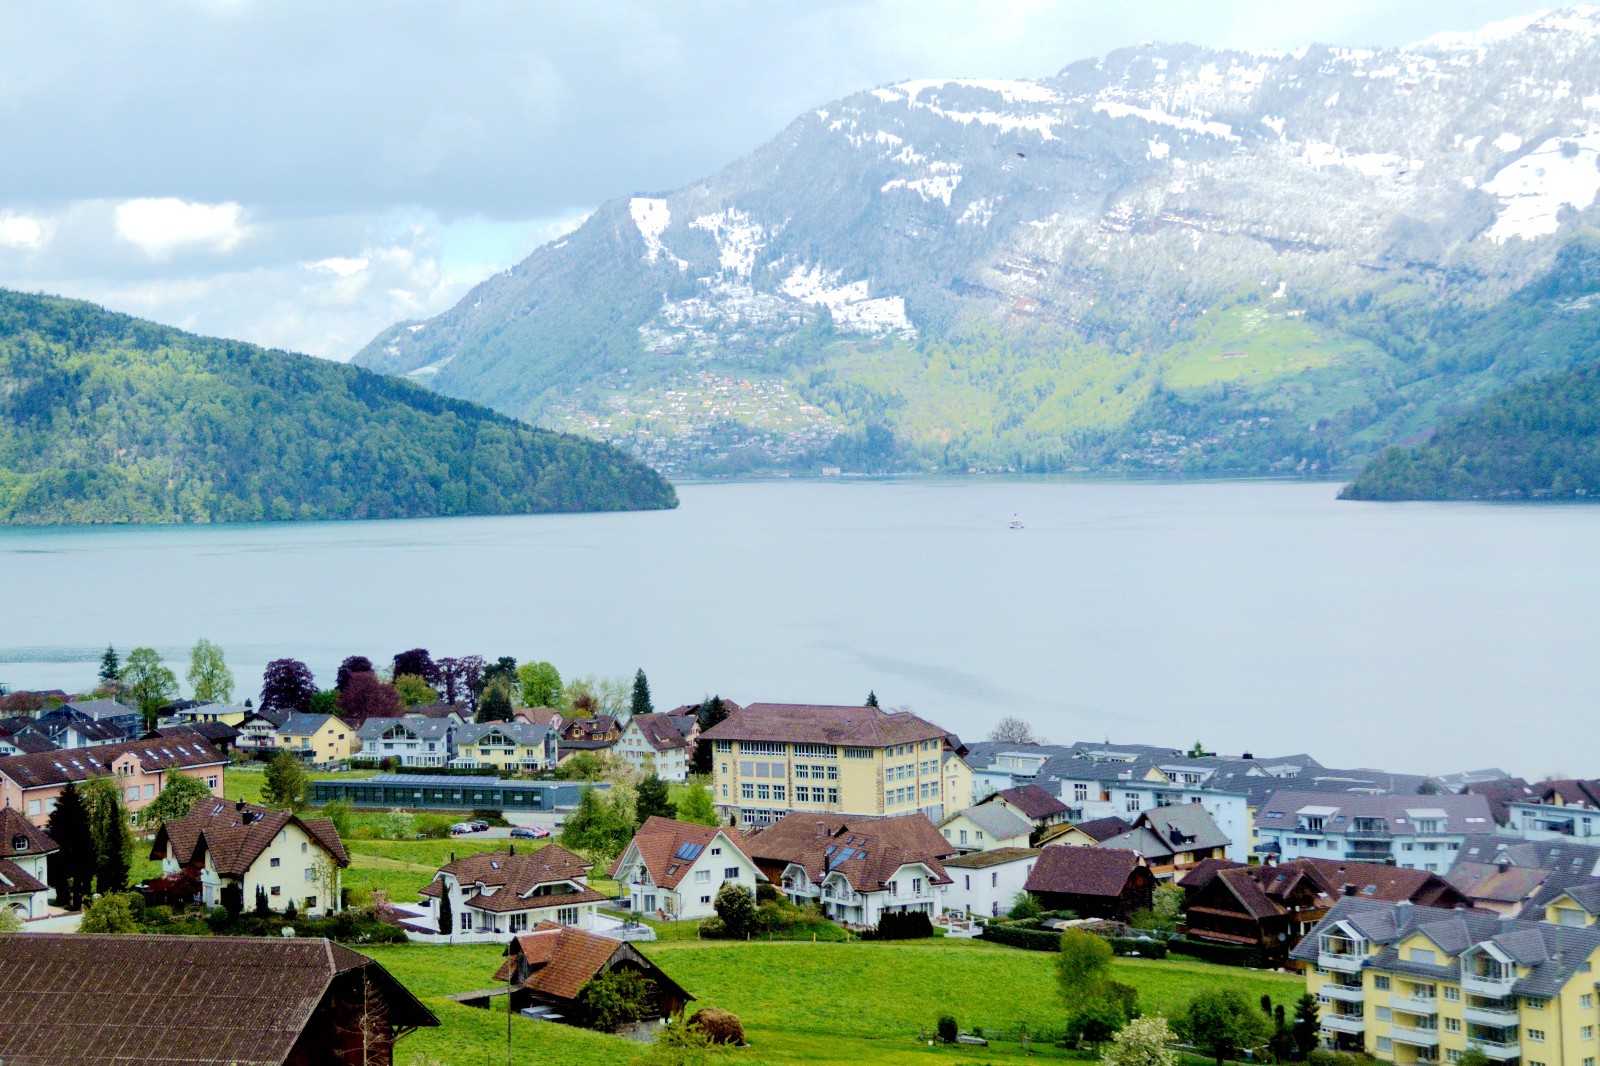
[[865, 691, 880, 708], [635, 774, 675, 823], [44, 782, 94, 910], [98, 646, 120, 688], [630, 669, 653, 717], [438, 887, 453, 936], [478, 682, 513, 723], [91, 789, 130, 893], [690, 695, 728, 776]]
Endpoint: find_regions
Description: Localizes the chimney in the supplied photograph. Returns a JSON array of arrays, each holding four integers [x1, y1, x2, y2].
[[449, 850, 455, 863], [1497, 861, 1510, 873], [1242, 752, 1253, 760], [1342, 884, 1356, 896], [816, 822, 827, 839]]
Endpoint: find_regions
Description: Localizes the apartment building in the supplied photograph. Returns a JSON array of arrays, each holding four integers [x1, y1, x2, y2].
[[1293, 896, 1600, 1066], [357, 716, 455, 767], [0, 735, 227, 826], [1256, 792, 1494, 872], [701, 702, 963, 827], [1506, 780, 1600, 841]]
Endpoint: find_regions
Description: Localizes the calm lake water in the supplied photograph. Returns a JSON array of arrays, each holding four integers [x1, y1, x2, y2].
[[1, 479, 1592, 777]]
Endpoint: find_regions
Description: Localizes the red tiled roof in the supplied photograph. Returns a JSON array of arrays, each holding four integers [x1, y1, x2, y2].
[[492, 921, 692, 1006], [1024, 846, 1146, 898], [0, 857, 47, 895], [609, 816, 758, 890], [0, 807, 56, 859], [701, 703, 951, 748], [0, 735, 226, 790], [744, 812, 954, 891], [1070, 816, 1133, 842], [155, 799, 348, 877], [991, 785, 1069, 821], [433, 845, 595, 911], [465, 886, 610, 913], [628, 714, 691, 752]]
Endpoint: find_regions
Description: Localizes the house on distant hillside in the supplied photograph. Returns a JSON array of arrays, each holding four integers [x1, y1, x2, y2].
[[1023, 846, 1154, 920], [743, 811, 955, 925], [0, 933, 437, 1066], [153, 798, 349, 916], [0, 734, 226, 826], [560, 715, 622, 745], [1178, 857, 1470, 967], [236, 707, 290, 752], [412, 845, 608, 941], [0, 807, 56, 920], [172, 702, 252, 728], [35, 699, 142, 740], [486, 922, 692, 1027], [610, 816, 765, 920], [1098, 804, 1231, 880], [939, 804, 1033, 853], [943, 847, 1040, 917], [615, 713, 696, 781], [1254, 791, 1494, 870], [275, 712, 356, 766]]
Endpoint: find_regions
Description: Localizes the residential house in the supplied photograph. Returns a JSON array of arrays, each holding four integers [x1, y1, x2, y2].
[[35, 699, 142, 740], [744, 811, 956, 926], [172, 702, 252, 727], [1178, 857, 1471, 968], [0, 720, 56, 758], [153, 798, 349, 916], [1458, 778, 1538, 827], [0, 807, 56, 920], [560, 715, 622, 745], [0, 933, 437, 1065], [35, 718, 123, 750], [149, 721, 240, 754], [1255, 792, 1494, 871], [236, 707, 290, 753], [1543, 884, 1600, 928], [1023, 846, 1155, 920], [416, 845, 608, 939], [1042, 815, 1132, 847], [0, 734, 227, 826], [979, 785, 1069, 840], [1097, 804, 1232, 881], [1292, 896, 1600, 1065], [1446, 835, 1600, 918], [610, 816, 766, 920], [452, 722, 556, 772], [1507, 780, 1600, 840], [939, 803, 1033, 854], [490, 922, 692, 1026], [943, 847, 1041, 918], [702, 702, 965, 827], [357, 716, 456, 768], [615, 713, 696, 781], [275, 712, 356, 766]]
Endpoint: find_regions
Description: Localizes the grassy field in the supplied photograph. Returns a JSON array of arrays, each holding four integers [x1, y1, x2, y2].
[[1159, 304, 1384, 390], [366, 936, 1303, 1066]]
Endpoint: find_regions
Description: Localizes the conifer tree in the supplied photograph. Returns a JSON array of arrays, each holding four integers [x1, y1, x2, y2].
[[98, 646, 120, 688], [865, 691, 879, 708], [635, 774, 676, 823], [44, 782, 94, 910], [631, 669, 653, 717]]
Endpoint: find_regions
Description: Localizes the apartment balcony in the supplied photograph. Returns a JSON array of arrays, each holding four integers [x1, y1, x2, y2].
[[1461, 973, 1516, 997], [1321, 1014, 1366, 1035], [1463, 1004, 1519, 1028], [1391, 1025, 1441, 1048], [1319, 951, 1367, 973], [1345, 826, 1393, 840], [1467, 1039, 1521, 1060], [1391, 994, 1440, 1016], [1320, 984, 1365, 1004]]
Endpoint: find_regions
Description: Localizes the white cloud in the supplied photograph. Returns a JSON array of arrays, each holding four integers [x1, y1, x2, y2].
[[0, 213, 46, 249], [113, 197, 248, 258], [308, 255, 370, 277]]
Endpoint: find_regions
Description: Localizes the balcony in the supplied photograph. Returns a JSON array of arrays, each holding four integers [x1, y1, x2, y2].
[[1391, 994, 1440, 1016], [1461, 972, 1516, 997], [1468, 1039, 1521, 1061], [1463, 1005, 1519, 1027], [1320, 984, 1365, 1004], [1391, 1025, 1441, 1048], [1319, 951, 1367, 973], [1345, 825, 1393, 840], [1321, 1014, 1366, 1035]]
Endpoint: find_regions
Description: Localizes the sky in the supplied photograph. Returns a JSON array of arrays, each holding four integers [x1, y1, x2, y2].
[[0, 0, 1553, 360]]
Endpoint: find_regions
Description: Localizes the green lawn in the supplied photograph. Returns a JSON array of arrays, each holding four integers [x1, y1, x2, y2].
[[343, 837, 621, 908], [366, 936, 1303, 1066]]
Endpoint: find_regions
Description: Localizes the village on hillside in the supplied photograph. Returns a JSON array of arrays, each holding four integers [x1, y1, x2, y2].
[[1, 645, 1597, 1066]]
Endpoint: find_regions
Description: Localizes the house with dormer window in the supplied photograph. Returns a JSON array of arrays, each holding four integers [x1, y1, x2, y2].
[[152, 798, 349, 917], [610, 816, 765, 920], [1255, 792, 1493, 871], [0, 807, 56, 920], [451, 722, 555, 772], [357, 717, 455, 767], [411, 845, 607, 942]]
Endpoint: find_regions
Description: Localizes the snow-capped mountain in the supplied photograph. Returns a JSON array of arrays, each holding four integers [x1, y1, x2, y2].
[[356, 8, 1600, 476]]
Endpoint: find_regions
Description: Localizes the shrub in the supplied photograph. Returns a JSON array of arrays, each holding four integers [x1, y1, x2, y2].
[[470, 808, 508, 826], [867, 910, 935, 940], [1109, 936, 1168, 958], [979, 923, 1064, 951], [755, 882, 780, 903], [1008, 891, 1043, 920], [577, 969, 655, 1032], [714, 883, 757, 938], [80, 893, 140, 934], [1168, 938, 1262, 968], [937, 1015, 959, 1044], [689, 1007, 745, 1046], [414, 813, 454, 839], [697, 916, 727, 939]]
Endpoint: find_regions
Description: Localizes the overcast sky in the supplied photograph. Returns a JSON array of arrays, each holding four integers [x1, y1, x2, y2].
[[0, 0, 1549, 359]]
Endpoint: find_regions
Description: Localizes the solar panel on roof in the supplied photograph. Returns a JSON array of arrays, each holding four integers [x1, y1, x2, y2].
[[673, 841, 705, 862]]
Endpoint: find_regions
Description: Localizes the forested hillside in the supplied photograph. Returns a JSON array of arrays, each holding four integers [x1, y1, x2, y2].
[[0, 290, 677, 524]]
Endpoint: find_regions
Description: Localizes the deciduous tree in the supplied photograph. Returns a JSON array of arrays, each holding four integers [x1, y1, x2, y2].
[[391, 648, 438, 686], [335, 655, 373, 693], [260, 658, 317, 714], [714, 883, 757, 938], [186, 638, 234, 704], [143, 769, 212, 835], [1181, 988, 1272, 1066], [677, 786, 718, 826], [1100, 1015, 1177, 1066], [121, 647, 178, 728], [988, 716, 1041, 745], [337, 670, 401, 724], [78, 892, 140, 934], [81, 775, 130, 893], [517, 660, 563, 708], [393, 674, 439, 707], [1057, 928, 1114, 1001], [262, 750, 310, 811]]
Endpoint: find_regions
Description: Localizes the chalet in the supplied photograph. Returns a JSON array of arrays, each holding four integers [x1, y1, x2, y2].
[[0, 734, 227, 826], [236, 707, 290, 752], [561, 715, 622, 745], [743, 811, 955, 926], [0, 933, 437, 1065], [1177, 857, 1471, 967], [1097, 804, 1231, 880], [153, 798, 350, 916], [0, 807, 56, 920], [1023, 846, 1154, 920], [489, 922, 692, 1027], [939, 803, 1033, 853], [415, 845, 608, 939], [614, 713, 697, 781], [610, 816, 766, 920]]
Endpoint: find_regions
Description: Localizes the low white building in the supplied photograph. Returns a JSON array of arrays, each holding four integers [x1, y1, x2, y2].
[[941, 847, 1041, 918], [939, 804, 1033, 854], [0, 808, 56, 920], [610, 816, 766, 921], [413, 844, 608, 942]]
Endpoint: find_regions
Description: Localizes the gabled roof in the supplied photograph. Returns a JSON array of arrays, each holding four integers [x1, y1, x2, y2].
[[701, 703, 951, 748], [1120, 804, 1231, 856], [1447, 862, 1552, 904], [241, 708, 291, 729], [1070, 816, 1134, 842], [1536, 779, 1600, 809], [989, 785, 1069, 821], [1255, 791, 1493, 834], [626, 713, 692, 752], [744, 812, 955, 891], [1460, 777, 1538, 824], [54, 719, 124, 743], [0, 933, 437, 1064], [942, 847, 1041, 870], [0, 729, 57, 754], [59, 699, 136, 721], [492, 921, 693, 1006], [1177, 857, 1245, 891], [1024, 846, 1147, 898], [155, 798, 349, 875], [609, 816, 761, 890], [424, 845, 606, 913], [942, 803, 1033, 842], [0, 857, 47, 896], [0, 807, 57, 859], [0, 734, 227, 790], [277, 712, 343, 737], [456, 721, 551, 747], [1196, 859, 1468, 922], [356, 716, 452, 741]]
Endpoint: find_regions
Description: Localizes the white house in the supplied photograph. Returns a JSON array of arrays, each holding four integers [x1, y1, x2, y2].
[[938, 803, 1033, 854], [0, 807, 56, 920], [235, 709, 290, 753], [942, 847, 1041, 918], [609, 816, 766, 921], [614, 713, 696, 781], [412, 844, 607, 943], [357, 717, 455, 768], [152, 799, 348, 917]]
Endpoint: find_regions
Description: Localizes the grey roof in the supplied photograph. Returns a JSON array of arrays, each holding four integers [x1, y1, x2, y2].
[[1255, 791, 1493, 834], [176, 703, 252, 718], [60, 699, 136, 721], [1290, 896, 1600, 999], [1127, 803, 1231, 855], [278, 712, 342, 736], [367, 772, 510, 787], [456, 721, 551, 747], [1453, 833, 1600, 875], [942, 803, 1033, 842], [1556, 882, 1600, 915], [357, 717, 452, 741]]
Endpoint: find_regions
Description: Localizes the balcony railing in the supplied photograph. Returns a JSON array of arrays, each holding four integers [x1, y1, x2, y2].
[[1391, 994, 1440, 1016], [1468, 1039, 1522, 1061], [1345, 825, 1393, 840], [1391, 1025, 1441, 1048], [1319, 951, 1366, 973], [1462, 972, 1516, 997], [1320, 984, 1365, 1003], [1463, 1005, 1519, 1027], [1321, 1014, 1366, 1034]]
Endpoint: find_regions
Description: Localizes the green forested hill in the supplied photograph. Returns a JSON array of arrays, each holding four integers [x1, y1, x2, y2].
[[0, 290, 677, 524], [1340, 361, 1600, 501]]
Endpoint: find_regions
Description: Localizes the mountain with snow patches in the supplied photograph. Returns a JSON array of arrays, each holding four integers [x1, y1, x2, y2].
[[357, 8, 1600, 477]]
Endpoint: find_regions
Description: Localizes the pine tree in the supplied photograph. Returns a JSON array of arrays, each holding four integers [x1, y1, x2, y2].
[[438, 887, 453, 936], [98, 646, 120, 688], [44, 782, 94, 910], [690, 695, 728, 775], [91, 787, 130, 893], [255, 885, 270, 917], [631, 669, 653, 717], [865, 691, 879, 708], [478, 682, 513, 723], [635, 774, 676, 823]]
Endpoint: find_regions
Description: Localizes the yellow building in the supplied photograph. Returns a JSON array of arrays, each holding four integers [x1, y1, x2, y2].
[[701, 702, 963, 828], [153, 798, 348, 917], [1294, 896, 1600, 1066], [175, 702, 252, 727], [452, 722, 556, 772], [275, 712, 356, 766], [1545, 887, 1600, 928]]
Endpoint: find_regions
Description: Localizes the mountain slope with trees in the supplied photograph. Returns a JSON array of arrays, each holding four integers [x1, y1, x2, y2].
[[0, 289, 677, 524]]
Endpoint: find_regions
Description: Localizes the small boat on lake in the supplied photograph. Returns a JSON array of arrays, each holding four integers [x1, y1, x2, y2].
[[1009, 514, 1024, 530]]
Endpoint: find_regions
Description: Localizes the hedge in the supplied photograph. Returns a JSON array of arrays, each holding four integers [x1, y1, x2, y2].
[[979, 924, 1064, 951], [1168, 937, 1263, 967], [1108, 936, 1167, 958]]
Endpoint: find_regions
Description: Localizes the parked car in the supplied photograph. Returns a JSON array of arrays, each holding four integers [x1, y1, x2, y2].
[[510, 825, 550, 840], [470, 820, 489, 832], [449, 822, 476, 835]]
